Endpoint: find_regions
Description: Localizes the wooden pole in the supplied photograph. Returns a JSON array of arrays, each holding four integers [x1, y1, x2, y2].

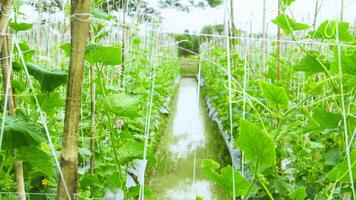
[[1, 30, 26, 200], [0, 0, 13, 49], [57, 0, 90, 199]]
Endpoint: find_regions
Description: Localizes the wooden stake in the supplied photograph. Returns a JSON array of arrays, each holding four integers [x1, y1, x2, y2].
[[2, 30, 25, 200], [57, 0, 90, 199]]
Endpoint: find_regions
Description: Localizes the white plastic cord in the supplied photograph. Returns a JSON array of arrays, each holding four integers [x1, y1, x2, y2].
[[192, 46, 205, 194], [224, 0, 236, 199], [140, 27, 158, 200], [241, 41, 249, 176], [335, 16, 355, 199], [12, 36, 72, 200]]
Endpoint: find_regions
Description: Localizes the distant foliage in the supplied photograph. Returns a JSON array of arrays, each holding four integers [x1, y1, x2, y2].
[[206, 0, 223, 7], [174, 32, 199, 57]]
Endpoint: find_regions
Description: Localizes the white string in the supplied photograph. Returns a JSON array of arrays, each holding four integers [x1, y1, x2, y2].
[[140, 27, 159, 200], [224, 0, 236, 199], [192, 46, 205, 195], [12, 35, 72, 200], [241, 40, 249, 176], [158, 30, 356, 48], [335, 15, 355, 199]]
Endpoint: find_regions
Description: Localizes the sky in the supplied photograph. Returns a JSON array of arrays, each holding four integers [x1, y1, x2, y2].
[[150, 0, 356, 34]]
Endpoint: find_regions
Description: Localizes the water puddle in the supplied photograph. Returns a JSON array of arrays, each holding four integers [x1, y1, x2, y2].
[[148, 78, 228, 200]]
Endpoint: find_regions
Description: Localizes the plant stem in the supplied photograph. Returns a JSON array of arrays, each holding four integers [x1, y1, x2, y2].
[[90, 64, 96, 175], [258, 176, 275, 200], [245, 161, 259, 198]]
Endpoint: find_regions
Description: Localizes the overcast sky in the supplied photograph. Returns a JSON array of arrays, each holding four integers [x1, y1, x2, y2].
[[150, 0, 356, 34]]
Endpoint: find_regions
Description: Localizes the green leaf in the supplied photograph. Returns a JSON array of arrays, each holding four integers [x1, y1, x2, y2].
[[201, 159, 249, 197], [333, 46, 356, 76], [79, 147, 92, 157], [291, 186, 307, 200], [13, 42, 35, 62], [326, 150, 356, 183], [116, 141, 153, 164], [9, 22, 33, 32], [294, 51, 330, 74], [80, 174, 100, 188], [36, 92, 65, 116], [86, 44, 122, 65], [259, 82, 289, 108], [272, 14, 309, 35], [309, 20, 353, 42], [128, 185, 153, 198], [207, 0, 223, 7], [235, 120, 276, 168], [281, 0, 295, 6], [60, 43, 71, 57], [312, 107, 342, 130], [105, 172, 122, 188], [103, 94, 142, 119], [1, 116, 46, 149], [26, 63, 68, 92], [60, 43, 122, 65], [16, 146, 53, 176]]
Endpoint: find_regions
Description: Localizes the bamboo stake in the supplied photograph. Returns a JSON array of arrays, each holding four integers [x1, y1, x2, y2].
[[120, 0, 127, 88], [57, 0, 90, 199], [0, 0, 13, 49], [312, 0, 319, 31], [2, 30, 26, 200]]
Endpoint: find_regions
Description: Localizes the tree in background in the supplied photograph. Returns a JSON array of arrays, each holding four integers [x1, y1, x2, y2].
[[175, 30, 199, 57]]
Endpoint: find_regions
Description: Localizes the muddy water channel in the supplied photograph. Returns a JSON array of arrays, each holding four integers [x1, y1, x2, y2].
[[148, 78, 228, 200]]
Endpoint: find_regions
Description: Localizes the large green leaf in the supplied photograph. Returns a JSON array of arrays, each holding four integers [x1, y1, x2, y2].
[[116, 141, 153, 164], [235, 120, 276, 168], [128, 185, 153, 198], [103, 94, 142, 119], [86, 44, 122, 65], [333, 46, 356, 76], [36, 92, 65, 116], [293, 51, 330, 74], [9, 22, 33, 32], [326, 150, 356, 183], [201, 159, 248, 197], [259, 82, 289, 108], [291, 186, 307, 200], [16, 146, 53, 176], [1, 116, 46, 149], [60, 43, 122, 66], [312, 107, 342, 130], [309, 20, 353, 42], [272, 14, 309, 35], [26, 63, 68, 92]]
